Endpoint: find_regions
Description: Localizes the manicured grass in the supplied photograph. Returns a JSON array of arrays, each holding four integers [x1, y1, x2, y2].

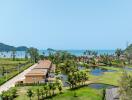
[[15, 86, 103, 100], [13, 65, 132, 100], [0, 58, 32, 85], [88, 66, 132, 86], [51, 87, 103, 100]]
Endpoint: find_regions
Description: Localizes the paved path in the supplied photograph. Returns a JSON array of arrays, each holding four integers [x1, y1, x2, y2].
[[0, 64, 37, 94]]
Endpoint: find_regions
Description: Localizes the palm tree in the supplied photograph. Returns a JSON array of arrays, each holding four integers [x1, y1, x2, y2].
[[25, 50, 28, 60], [115, 48, 123, 60], [12, 48, 16, 61], [1, 66, 5, 76], [51, 83, 57, 95], [36, 88, 40, 100], [58, 85, 63, 94], [1, 91, 13, 100], [27, 89, 34, 100], [56, 79, 63, 93], [43, 84, 49, 98], [40, 88, 45, 100], [11, 88, 17, 98], [119, 71, 132, 100], [28, 47, 39, 63]]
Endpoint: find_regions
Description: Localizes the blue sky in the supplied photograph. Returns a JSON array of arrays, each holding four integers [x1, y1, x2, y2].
[[0, 0, 132, 50]]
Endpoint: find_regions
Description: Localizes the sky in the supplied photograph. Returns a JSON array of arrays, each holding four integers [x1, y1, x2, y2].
[[0, 0, 132, 50]]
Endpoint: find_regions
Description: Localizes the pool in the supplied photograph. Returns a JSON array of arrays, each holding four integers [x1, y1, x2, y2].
[[125, 67, 132, 71], [57, 74, 69, 87], [90, 68, 116, 76], [88, 83, 116, 89]]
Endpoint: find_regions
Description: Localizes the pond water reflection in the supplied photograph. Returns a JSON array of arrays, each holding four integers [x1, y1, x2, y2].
[[88, 83, 116, 89], [90, 68, 116, 76]]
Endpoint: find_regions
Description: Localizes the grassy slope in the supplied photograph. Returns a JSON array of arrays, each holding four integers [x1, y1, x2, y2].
[[15, 87, 103, 100]]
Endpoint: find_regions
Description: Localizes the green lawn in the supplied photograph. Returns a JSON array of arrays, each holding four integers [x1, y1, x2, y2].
[[0, 58, 32, 85], [11, 65, 132, 100], [89, 66, 132, 86], [15, 86, 103, 100]]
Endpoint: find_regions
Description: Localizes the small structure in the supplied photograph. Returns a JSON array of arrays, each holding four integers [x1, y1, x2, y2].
[[105, 88, 119, 100], [24, 69, 48, 83], [23, 60, 56, 84]]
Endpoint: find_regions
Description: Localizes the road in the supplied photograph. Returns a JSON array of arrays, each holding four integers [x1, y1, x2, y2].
[[0, 63, 37, 94]]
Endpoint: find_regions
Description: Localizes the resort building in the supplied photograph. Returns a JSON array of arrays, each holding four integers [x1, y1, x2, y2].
[[23, 60, 56, 84], [24, 69, 48, 83]]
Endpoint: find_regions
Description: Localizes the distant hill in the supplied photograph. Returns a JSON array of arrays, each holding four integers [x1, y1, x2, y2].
[[0, 43, 28, 51]]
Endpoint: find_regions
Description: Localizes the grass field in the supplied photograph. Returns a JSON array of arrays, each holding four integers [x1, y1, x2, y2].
[[5, 65, 132, 100], [89, 66, 132, 86], [0, 58, 33, 85], [15, 86, 103, 100]]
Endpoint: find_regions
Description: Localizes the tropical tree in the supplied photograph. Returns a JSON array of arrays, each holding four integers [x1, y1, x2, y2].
[[25, 50, 28, 60], [12, 49, 16, 61], [119, 71, 132, 100], [1, 91, 10, 100], [51, 83, 57, 95], [27, 89, 34, 100], [47, 48, 55, 60], [43, 84, 49, 98], [1, 66, 5, 76], [11, 88, 17, 98], [40, 88, 45, 100], [115, 48, 123, 60], [39, 55, 45, 60], [28, 47, 39, 63], [68, 70, 89, 89], [36, 88, 40, 100], [55, 79, 63, 93]]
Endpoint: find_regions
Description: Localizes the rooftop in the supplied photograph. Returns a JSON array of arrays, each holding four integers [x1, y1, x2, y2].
[[35, 60, 52, 69], [25, 69, 48, 76]]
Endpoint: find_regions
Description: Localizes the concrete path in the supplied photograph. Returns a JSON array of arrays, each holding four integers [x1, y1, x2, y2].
[[0, 64, 37, 94]]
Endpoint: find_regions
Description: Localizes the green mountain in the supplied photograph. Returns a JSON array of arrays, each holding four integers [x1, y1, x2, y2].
[[0, 43, 28, 51]]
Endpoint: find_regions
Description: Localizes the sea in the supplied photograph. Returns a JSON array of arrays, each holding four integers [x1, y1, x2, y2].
[[0, 50, 115, 58]]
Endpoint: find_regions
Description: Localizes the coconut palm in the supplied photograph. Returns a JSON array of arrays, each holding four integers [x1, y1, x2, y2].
[[119, 71, 132, 100], [11, 88, 17, 98], [27, 89, 34, 100], [115, 48, 123, 60], [51, 83, 57, 95], [12, 49, 16, 61], [36, 88, 40, 100], [28, 47, 39, 63], [40, 88, 45, 100], [43, 84, 49, 97]]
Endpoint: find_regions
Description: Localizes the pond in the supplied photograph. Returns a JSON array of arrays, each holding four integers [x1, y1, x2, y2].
[[125, 67, 132, 71], [57, 74, 69, 87], [88, 83, 116, 89], [90, 68, 116, 76]]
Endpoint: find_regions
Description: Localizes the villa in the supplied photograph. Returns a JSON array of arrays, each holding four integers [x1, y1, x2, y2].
[[24, 60, 56, 84]]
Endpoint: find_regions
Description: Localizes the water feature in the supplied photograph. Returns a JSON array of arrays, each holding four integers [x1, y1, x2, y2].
[[90, 68, 116, 76], [88, 83, 116, 89], [125, 67, 132, 71], [0, 50, 115, 58], [57, 74, 69, 87]]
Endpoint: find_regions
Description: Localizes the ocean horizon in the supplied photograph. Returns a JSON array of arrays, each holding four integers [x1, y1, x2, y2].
[[0, 50, 115, 58]]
